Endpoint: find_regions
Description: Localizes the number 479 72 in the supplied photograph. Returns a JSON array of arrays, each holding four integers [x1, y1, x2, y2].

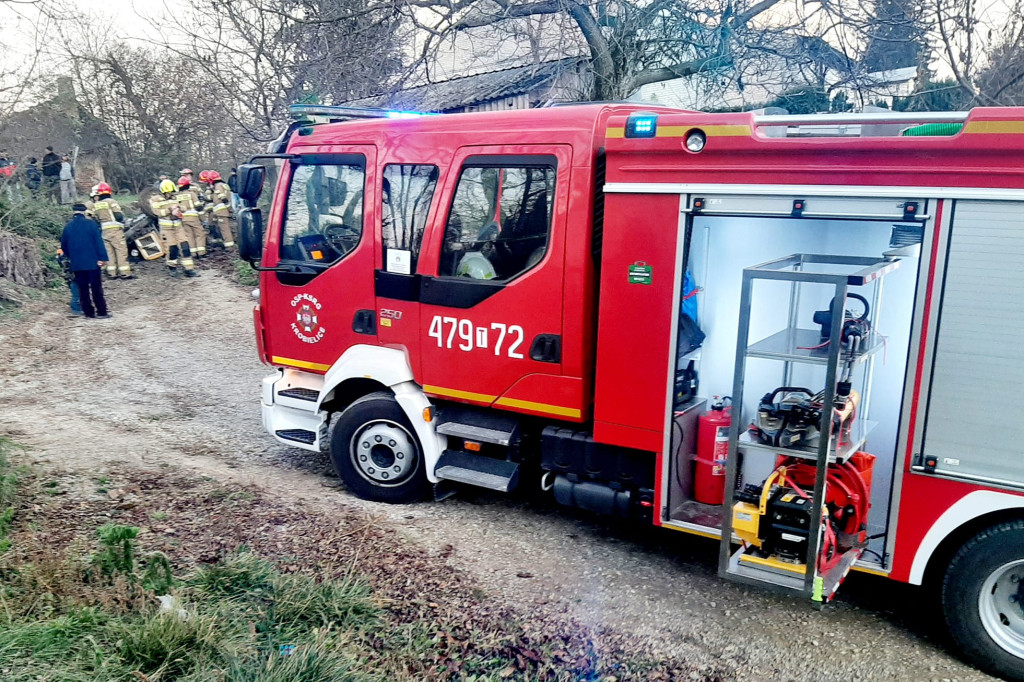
[[428, 315, 525, 359]]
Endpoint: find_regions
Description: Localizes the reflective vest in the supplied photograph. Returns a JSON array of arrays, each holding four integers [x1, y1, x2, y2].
[[175, 189, 200, 216], [88, 199, 122, 227], [211, 182, 231, 213], [150, 194, 180, 222]]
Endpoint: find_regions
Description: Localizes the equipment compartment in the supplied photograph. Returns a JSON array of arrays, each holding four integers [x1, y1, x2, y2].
[[663, 198, 925, 585]]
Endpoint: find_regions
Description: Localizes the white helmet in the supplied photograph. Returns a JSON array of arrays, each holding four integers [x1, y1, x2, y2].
[[456, 252, 496, 280]]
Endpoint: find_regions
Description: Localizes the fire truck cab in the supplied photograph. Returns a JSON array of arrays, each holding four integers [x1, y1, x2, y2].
[[239, 104, 1024, 680]]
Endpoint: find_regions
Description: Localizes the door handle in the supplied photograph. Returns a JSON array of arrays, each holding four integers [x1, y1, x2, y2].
[[352, 309, 376, 335], [529, 334, 561, 363]]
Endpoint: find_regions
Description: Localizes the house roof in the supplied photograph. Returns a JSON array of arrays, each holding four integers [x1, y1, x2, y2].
[[349, 58, 585, 112], [0, 82, 120, 160]]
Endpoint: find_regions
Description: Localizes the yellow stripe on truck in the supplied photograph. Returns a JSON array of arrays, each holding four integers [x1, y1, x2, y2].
[[423, 385, 496, 403], [272, 356, 331, 372], [963, 120, 1024, 134], [494, 396, 581, 419]]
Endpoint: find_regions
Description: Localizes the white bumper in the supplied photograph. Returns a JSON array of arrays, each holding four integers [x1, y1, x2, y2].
[[261, 369, 328, 452]]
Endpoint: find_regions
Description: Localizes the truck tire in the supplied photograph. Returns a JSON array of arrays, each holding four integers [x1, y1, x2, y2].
[[328, 392, 430, 504], [942, 519, 1024, 681]]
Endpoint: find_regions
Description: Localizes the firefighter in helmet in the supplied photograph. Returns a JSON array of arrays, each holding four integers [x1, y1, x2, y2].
[[86, 182, 134, 279], [150, 179, 197, 277], [201, 170, 234, 249], [176, 175, 206, 257]]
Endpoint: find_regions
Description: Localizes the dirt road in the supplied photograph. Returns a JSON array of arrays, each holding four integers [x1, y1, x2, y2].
[[0, 260, 997, 681]]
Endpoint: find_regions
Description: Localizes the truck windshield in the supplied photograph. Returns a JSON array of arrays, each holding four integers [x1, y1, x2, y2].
[[280, 161, 365, 264]]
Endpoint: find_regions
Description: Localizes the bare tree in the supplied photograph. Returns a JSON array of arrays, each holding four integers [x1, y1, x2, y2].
[[168, 0, 409, 142], [403, 0, 825, 101], [0, 0, 46, 125]]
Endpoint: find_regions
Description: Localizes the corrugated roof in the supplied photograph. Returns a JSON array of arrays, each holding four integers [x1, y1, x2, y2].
[[349, 58, 584, 112]]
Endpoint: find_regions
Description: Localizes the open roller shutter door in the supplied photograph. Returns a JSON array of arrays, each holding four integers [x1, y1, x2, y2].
[[923, 200, 1024, 487]]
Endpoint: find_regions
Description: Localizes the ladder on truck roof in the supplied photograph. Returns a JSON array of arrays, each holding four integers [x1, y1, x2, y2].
[[750, 110, 970, 138]]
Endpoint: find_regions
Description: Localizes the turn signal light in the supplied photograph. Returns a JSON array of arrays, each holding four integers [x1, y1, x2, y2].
[[464, 441, 482, 452], [422, 406, 433, 422]]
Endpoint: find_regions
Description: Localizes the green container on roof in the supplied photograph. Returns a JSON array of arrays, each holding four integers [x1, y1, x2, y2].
[[900, 122, 963, 137]]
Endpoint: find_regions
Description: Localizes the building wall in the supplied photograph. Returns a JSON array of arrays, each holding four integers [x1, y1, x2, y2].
[[74, 154, 106, 194]]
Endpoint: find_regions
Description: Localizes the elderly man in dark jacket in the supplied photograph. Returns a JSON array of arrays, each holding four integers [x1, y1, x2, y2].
[[60, 203, 110, 319]]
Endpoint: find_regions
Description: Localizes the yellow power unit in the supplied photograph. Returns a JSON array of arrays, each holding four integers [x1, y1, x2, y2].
[[733, 501, 762, 547]]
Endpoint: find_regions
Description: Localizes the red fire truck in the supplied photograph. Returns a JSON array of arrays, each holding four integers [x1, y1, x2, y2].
[[237, 103, 1024, 680]]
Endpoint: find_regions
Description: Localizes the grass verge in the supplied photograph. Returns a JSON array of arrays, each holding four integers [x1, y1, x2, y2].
[[0, 447, 716, 681], [233, 257, 259, 288]]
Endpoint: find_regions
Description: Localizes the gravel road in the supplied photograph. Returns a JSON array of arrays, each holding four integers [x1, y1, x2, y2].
[[0, 259, 1000, 681]]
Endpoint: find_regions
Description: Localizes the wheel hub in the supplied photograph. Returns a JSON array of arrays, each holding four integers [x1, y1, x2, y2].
[[979, 558, 1024, 659], [350, 420, 416, 487]]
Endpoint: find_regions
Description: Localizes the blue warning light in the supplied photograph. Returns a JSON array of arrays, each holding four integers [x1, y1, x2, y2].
[[626, 114, 658, 138]]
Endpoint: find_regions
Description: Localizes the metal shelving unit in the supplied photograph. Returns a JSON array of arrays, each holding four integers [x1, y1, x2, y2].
[[717, 254, 899, 603]]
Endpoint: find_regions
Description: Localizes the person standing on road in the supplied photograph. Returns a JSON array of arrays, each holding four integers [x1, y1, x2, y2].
[[55, 247, 84, 316], [41, 146, 61, 201], [202, 170, 234, 249], [150, 179, 198, 277], [59, 155, 76, 204], [60, 204, 110, 319], [86, 182, 134, 279], [176, 175, 206, 258]]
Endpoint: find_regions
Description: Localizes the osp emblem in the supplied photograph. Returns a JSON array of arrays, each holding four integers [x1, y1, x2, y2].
[[290, 293, 326, 344]]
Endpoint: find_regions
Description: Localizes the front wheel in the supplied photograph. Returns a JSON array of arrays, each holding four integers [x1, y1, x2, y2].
[[942, 520, 1024, 681], [329, 392, 430, 504]]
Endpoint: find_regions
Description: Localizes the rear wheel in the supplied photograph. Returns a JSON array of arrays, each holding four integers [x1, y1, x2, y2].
[[942, 520, 1024, 681], [329, 392, 430, 504]]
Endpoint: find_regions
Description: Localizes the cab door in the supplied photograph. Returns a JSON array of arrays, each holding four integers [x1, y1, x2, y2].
[[261, 148, 378, 372], [416, 146, 582, 420], [374, 163, 443, 378]]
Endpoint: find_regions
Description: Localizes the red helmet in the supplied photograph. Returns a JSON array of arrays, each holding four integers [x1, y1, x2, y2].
[[96, 182, 112, 195], [198, 170, 211, 183], [177, 176, 191, 188], [207, 170, 222, 182]]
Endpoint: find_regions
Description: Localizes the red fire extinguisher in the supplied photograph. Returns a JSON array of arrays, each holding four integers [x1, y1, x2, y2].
[[694, 396, 732, 505]]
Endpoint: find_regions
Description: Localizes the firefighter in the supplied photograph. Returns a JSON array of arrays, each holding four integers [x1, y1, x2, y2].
[[150, 179, 197, 277], [86, 182, 134, 279], [202, 170, 234, 249], [176, 175, 206, 257]]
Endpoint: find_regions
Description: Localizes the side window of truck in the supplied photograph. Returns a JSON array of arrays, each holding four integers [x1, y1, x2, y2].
[[382, 164, 439, 274], [280, 160, 365, 264], [440, 162, 555, 281]]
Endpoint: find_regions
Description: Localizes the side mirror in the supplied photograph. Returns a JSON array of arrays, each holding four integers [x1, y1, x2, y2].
[[238, 164, 266, 203], [238, 207, 264, 264]]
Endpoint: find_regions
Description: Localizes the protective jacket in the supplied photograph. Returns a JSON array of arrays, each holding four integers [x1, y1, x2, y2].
[[87, 198, 124, 226], [208, 181, 231, 213], [175, 188, 202, 216]]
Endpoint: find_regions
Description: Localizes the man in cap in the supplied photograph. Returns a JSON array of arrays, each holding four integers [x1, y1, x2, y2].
[[60, 203, 110, 318]]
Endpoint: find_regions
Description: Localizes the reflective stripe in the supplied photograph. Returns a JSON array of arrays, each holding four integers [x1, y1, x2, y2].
[[213, 205, 230, 213], [118, 265, 131, 272], [167, 260, 178, 265], [101, 223, 124, 229], [223, 241, 235, 247], [183, 211, 199, 216], [180, 258, 195, 266]]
